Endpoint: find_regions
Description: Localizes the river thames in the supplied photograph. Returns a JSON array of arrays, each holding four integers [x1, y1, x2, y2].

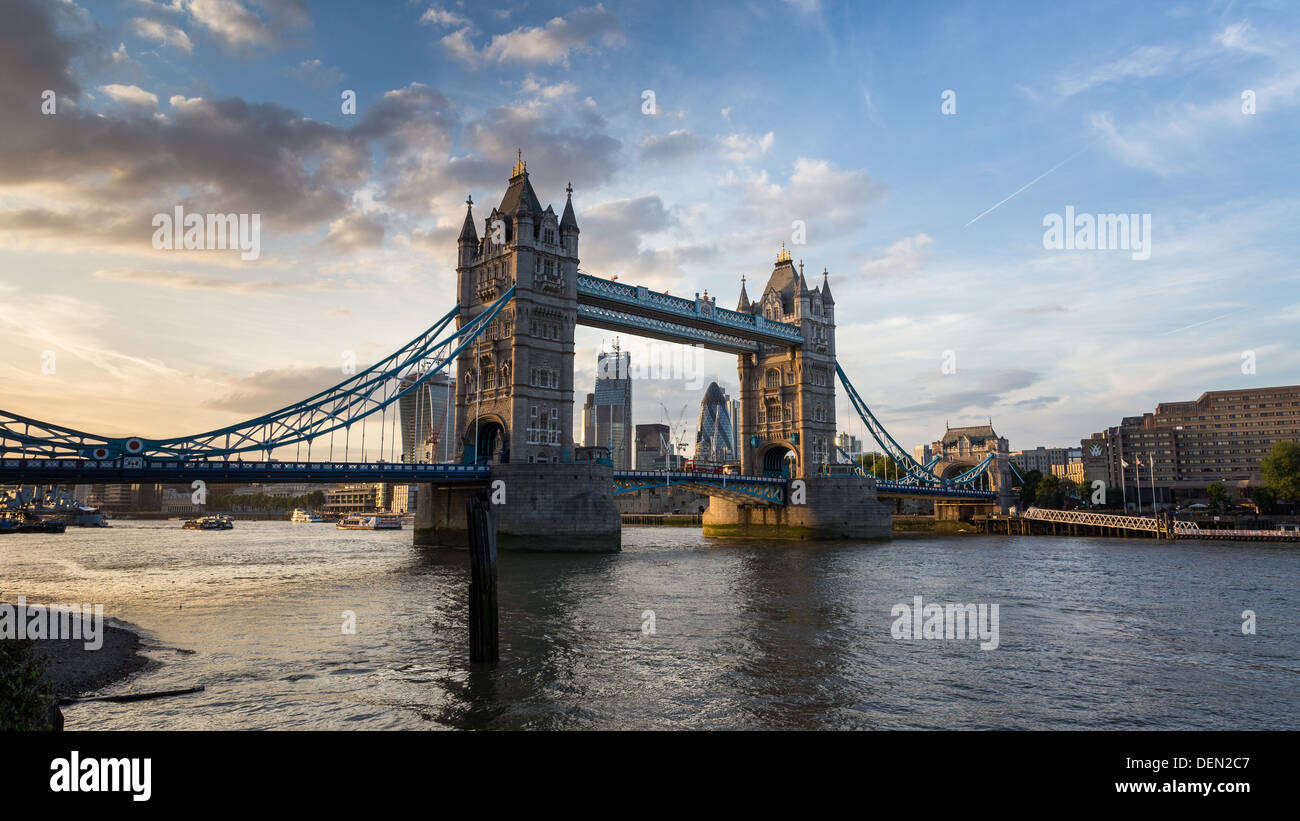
[[3, 522, 1296, 730]]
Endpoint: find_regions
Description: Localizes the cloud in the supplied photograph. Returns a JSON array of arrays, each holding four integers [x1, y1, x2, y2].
[[130, 18, 193, 53], [891, 369, 1043, 415], [203, 365, 350, 413], [640, 129, 710, 163], [520, 75, 578, 100], [182, 0, 287, 50], [288, 58, 344, 88], [721, 157, 887, 242], [860, 233, 933, 278], [440, 27, 479, 66], [321, 210, 385, 251], [1055, 45, 1182, 98], [91, 268, 323, 294], [719, 131, 774, 162], [100, 83, 159, 108], [477, 4, 624, 66], [420, 5, 470, 27]]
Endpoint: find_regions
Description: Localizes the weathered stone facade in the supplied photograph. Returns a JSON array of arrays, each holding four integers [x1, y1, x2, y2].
[[454, 157, 580, 466], [734, 247, 838, 479]]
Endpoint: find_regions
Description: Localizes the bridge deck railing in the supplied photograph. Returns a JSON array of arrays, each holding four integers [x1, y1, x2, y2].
[[576, 274, 803, 344], [1021, 506, 1199, 534]]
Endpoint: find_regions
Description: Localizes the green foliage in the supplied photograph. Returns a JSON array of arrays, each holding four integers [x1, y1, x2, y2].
[[0, 639, 57, 731], [1034, 474, 1066, 509], [856, 452, 905, 480], [1207, 481, 1229, 513], [1076, 478, 1094, 501], [1019, 469, 1043, 507], [1261, 440, 1300, 501], [1250, 487, 1278, 514]]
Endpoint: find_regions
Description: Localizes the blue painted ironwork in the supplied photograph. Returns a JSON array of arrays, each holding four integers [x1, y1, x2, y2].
[[577, 274, 802, 348], [0, 288, 516, 460], [874, 481, 996, 500], [577, 303, 763, 353], [612, 470, 785, 504], [836, 364, 994, 488], [0, 458, 490, 484]]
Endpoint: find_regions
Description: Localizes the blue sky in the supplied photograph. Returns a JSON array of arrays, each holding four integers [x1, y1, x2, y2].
[[1, 0, 1297, 456]]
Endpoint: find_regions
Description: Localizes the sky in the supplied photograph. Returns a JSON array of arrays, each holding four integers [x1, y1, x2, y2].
[[1, 0, 1298, 459]]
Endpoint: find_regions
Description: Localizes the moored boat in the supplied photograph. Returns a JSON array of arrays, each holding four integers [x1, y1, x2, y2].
[[336, 513, 402, 530], [290, 508, 325, 523]]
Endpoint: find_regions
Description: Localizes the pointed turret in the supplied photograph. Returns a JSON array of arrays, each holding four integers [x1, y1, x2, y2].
[[737, 275, 751, 312], [560, 182, 579, 232], [819, 267, 834, 304], [459, 195, 477, 242], [560, 181, 579, 257], [458, 195, 478, 267], [797, 260, 813, 296]]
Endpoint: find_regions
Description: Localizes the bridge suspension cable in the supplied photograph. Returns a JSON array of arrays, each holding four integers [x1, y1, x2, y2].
[[0, 288, 516, 461], [835, 363, 993, 488]]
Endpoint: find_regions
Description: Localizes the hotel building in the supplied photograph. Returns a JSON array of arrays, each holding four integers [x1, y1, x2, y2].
[[1081, 385, 1300, 505]]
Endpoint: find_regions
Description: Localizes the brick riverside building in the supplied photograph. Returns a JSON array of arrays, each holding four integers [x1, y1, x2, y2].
[[1081, 385, 1300, 506]]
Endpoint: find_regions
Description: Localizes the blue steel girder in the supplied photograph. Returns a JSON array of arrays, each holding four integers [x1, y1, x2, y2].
[[577, 274, 803, 349], [874, 481, 997, 500], [0, 458, 491, 484], [0, 288, 516, 460], [612, 470, 786, 505], [577, 303, 765, 354]]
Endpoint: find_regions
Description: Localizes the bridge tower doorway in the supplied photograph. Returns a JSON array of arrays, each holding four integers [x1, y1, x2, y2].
[[762, 444, 797, 478], [467, 419, 507, 464]]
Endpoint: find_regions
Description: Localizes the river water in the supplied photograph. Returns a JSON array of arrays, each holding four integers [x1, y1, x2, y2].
[[3, 521, 1296, 730]]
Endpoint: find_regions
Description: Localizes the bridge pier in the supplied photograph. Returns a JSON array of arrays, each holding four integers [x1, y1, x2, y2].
[[702, 475, 891, 540], [414, 463, 621, 552]]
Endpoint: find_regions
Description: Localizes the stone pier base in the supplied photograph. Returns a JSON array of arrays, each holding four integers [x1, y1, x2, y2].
[[702, 475, 892, 541], [935, 500, 1000, 522], [413, 462, 621, 552]]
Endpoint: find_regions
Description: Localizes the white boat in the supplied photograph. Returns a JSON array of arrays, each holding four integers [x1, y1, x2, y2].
[[290, 508, 324, 523], [336, 513, 402, 530]]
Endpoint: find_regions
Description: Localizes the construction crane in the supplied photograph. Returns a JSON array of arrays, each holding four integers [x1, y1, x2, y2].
[[660, 402, 692, 461]]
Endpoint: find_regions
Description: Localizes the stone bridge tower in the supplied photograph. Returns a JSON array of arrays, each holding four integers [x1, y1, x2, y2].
[[418, 155, 620, 552], [453, 153, 580, 465], [734, 245, 838, 478]]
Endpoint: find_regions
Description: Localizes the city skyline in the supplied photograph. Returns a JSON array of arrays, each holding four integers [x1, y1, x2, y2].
[[2, 0, 1298, 456]]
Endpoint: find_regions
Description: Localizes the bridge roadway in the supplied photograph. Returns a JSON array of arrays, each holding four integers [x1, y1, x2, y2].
[[0, 458, 996, 503]]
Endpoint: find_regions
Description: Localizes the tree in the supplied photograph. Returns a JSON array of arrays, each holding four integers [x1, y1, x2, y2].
[[1035, 474, 1066, 509], [1250, 487, 1278, 514], [0, 639, 58, 730], [1262, 440, 1300, 502], [1019, 469, 1043, 507], [1076, 478, 1094, 503], [1207, 481, 1229, 513]]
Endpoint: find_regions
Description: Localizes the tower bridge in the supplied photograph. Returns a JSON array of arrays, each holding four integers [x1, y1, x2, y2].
[[0, 157, 1011, 551]]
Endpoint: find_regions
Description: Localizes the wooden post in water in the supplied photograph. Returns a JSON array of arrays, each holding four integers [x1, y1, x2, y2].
[[465, 491, 499, 664]]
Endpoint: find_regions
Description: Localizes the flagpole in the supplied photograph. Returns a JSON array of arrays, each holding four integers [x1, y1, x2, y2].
[[1149, 452, 1157, 514], [1117, 431, 1128, 511], [1135, 456, 1143, 514]]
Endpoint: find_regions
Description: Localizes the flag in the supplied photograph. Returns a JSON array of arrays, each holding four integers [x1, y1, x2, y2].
[[1121, 459, 1129, 467]]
